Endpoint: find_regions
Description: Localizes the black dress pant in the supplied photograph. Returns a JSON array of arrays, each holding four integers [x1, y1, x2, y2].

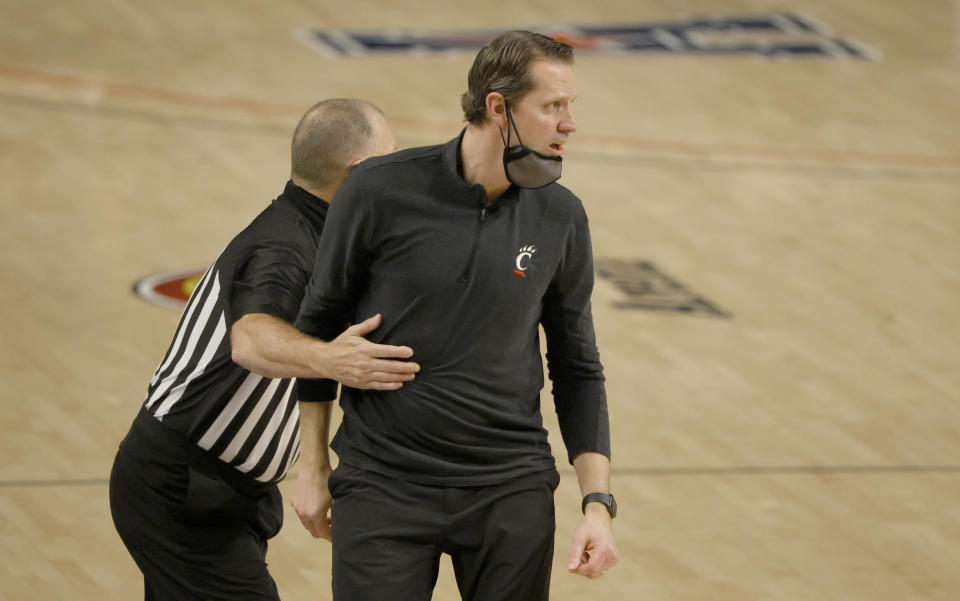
[[329, 463, 560, 601], [109, 410, 284, 601]]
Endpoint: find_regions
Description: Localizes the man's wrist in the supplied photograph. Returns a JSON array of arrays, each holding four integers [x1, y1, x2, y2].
[[308, 341, 331, 380]]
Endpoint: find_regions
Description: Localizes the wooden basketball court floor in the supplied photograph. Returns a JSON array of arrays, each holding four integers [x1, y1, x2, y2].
[[1, 1, 958, 599]]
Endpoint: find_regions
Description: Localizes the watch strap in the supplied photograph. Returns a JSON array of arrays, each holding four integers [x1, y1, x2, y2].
[[581, 492, 616, 518]]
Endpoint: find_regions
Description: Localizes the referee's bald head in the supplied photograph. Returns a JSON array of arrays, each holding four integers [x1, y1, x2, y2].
[[290, 98, 394, 193]]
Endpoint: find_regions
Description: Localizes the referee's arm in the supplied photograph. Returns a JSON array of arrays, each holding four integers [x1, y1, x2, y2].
[[231, 313, 419, 390]]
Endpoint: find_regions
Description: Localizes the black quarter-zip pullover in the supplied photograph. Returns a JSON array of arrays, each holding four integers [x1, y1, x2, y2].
[[296, 131, 609, 486]]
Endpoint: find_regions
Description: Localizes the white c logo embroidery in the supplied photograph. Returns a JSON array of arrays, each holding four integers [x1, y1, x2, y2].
[[515, 245, 536, 271]]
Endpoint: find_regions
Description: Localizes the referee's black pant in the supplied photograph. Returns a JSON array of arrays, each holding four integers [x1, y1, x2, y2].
[[109, 409, 283, 601], [329, 463, 560, 601]]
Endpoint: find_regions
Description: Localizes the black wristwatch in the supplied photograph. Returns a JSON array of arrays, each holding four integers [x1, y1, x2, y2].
[[581, 492, 617, 518]]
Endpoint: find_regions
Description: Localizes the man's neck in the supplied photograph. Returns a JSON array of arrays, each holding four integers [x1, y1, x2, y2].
[[460, 125, 510, 203]]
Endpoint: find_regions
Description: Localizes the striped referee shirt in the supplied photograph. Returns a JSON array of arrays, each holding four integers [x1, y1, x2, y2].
[[143, 181, 337, 483]]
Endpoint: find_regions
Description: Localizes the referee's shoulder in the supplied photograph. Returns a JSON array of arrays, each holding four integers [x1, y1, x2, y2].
[[236, 200, 316, 245]]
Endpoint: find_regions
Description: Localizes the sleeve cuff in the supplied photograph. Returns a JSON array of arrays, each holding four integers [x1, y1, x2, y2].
[[296, 378, 339, 402], [554, 378, 611, 464]]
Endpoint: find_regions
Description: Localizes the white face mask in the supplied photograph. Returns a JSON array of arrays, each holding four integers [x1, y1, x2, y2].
[[500, 104, 562, 189]]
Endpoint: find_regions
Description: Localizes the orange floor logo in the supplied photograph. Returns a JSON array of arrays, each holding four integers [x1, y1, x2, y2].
[[132, 269, 204, 310]]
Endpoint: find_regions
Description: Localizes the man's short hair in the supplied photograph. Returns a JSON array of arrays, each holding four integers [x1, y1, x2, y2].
[[460, 30, 573, 125], [291, 98, 384, 189]]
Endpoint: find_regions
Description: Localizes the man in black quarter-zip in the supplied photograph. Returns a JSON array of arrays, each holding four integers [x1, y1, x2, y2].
[[293, 31, 619, 601]]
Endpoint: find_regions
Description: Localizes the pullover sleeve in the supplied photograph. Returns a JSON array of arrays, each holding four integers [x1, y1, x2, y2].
[[541, 204, 610, 464], [295, 378, 339, 403], [295, 172, 374, 345]]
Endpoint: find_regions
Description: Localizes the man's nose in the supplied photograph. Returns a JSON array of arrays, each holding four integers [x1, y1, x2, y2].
[[559, 106, 578, 133]]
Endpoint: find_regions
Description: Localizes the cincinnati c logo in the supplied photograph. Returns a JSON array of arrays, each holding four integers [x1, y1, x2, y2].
[[513, 245, 537, 277]]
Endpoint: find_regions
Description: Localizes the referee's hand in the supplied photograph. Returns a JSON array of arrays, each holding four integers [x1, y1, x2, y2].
[[321, 314, 420, 390]]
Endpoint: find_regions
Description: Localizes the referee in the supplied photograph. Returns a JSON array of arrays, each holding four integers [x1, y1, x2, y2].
[[109, 98, 419, 601]]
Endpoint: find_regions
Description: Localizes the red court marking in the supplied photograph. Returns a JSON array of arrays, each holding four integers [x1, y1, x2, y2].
[[0, 64, 301, 115]]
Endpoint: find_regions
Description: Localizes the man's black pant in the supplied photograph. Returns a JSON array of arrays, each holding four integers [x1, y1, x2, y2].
[[109, 410, 283, 601], [330, 463, 560, 601]]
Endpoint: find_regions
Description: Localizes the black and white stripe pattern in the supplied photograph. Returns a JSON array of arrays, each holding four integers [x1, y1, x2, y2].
[[143, 261, 302, 483]]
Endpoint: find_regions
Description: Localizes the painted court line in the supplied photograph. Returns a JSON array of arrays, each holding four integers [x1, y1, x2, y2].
[[2, 64, 958, 171], [3, 465, 959, 488]]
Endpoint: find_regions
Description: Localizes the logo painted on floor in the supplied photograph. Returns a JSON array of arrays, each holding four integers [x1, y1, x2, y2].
[[133, 269, 204, 310], [595, 259, 730, 317], [299, 13, 877, 60]]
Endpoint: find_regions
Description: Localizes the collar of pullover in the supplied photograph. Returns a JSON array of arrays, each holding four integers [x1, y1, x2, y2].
[[442, 128, 522, 209], [441, 128, 467, 181]]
